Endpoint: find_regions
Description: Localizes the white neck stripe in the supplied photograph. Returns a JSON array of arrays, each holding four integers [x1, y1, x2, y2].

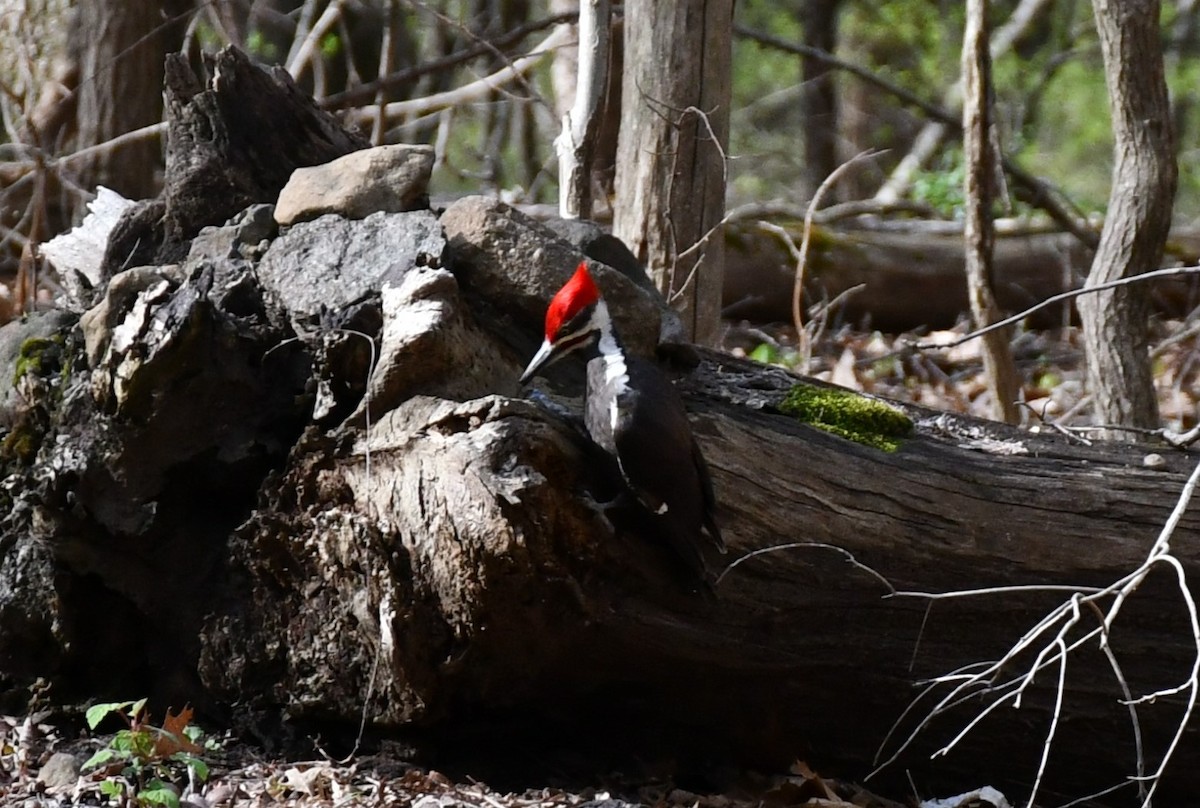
[[594, 301, 628, 384]]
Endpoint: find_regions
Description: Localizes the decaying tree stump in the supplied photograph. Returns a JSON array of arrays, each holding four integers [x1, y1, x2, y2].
[[4, 45, 1200, 808], [98, 46, 369, 285]]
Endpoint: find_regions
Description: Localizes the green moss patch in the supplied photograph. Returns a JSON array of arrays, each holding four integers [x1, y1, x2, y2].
[[778, 383, 913, 452], [4, 334, 69, 467], [1, 424, 40, 464], [13, 335, 65, 385]]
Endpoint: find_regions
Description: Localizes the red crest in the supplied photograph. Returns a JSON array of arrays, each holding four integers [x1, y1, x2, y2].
[[544, 262, 600, 340]]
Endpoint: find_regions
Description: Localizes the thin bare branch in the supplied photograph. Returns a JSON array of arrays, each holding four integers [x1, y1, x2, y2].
[[875, 456, 1200, 808], [321, 11, 577, 110], [911, 264, 1200, 352], [717, 541, 895, 593], [346, 26, 572, 127], [792, 151, 883, 365]]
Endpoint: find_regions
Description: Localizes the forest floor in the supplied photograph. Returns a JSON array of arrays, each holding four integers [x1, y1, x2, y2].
[[1, 708, 924, 808], [722, 315, 1200, 436]]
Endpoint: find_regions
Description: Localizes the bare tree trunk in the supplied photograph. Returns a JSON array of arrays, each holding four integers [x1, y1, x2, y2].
[[72, 0, 189, 207], [549, 0, 579, 123], [556, 0, 610, 219], [962, 0, 1020, 424], [796, 0, 841, 204], [612, 0, 732, 346], [1081, 0, 1177, 437]]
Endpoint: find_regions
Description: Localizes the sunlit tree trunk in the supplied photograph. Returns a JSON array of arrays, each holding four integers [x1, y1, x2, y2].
[[962, 0, 1020, 424], [612, 0, 732, 346], [556, 0, 610, 219]]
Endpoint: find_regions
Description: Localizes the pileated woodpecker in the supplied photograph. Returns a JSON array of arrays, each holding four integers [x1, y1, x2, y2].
[[519, 262, 725, 587]]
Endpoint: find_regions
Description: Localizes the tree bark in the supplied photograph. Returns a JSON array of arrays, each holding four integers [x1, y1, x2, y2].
[[100, 46, 369, 278], [206, 347, 1200, 806], [1081, 0, 1177, 437], [556, 0, 610, 219], [71, 0, 190, 206], [613, 0, 732, 346], [961, 0, 1021, 424]]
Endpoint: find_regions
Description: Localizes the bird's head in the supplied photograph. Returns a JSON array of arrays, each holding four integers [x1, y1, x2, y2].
[[520, 262, 610, 383]]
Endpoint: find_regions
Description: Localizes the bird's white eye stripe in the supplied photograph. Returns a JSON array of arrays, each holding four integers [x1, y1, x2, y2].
[[556, 330, 594, 354]]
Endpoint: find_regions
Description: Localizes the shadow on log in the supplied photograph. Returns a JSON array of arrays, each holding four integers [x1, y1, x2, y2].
[[3, 45, 1199, 808]]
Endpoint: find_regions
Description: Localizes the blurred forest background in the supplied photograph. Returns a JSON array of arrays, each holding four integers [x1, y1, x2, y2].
[[3, 0, 1200, 426], [13, 0, 1198, 256]]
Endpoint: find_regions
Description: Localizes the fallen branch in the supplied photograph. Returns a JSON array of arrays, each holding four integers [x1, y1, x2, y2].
[[874, 458, 1200, 808]]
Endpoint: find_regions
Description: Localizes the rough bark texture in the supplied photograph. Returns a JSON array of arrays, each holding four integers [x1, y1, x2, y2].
[[961, 0, 1020, 423], [613, 0, 732, 345], [1081, 0, 1177, 437], [797, 0, 842, 204], [71, 0, 189, 205], [100, 46, 370, 282]]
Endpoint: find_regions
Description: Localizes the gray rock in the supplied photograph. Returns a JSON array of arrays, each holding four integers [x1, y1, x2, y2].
[[439, 195, 668, 358], [257, 210, 445, 332], [275, 144, 435, 226], [187, 204, 278, 263], [0, 309, 77, 428], [539, 217, 654, 294], [539, 216, 690, 349], [36, 751, 80, 790]]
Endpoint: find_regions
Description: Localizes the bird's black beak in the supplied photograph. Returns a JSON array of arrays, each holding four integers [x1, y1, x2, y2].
[[519, 338, 560, 384]]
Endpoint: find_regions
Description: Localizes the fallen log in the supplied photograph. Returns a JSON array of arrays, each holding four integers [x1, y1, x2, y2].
[[724, 218, 1200, 331], [194, 329, 1200, 805]]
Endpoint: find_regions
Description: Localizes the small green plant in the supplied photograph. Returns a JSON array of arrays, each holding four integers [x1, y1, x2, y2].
[[320, 31, 342, 58], [911, 157, 966, 219], [83, 699, 214, 808], [749, 341, 802, 369]]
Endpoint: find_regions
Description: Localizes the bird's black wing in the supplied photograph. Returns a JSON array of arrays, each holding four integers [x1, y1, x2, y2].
[[611, 358, 723, 578]]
